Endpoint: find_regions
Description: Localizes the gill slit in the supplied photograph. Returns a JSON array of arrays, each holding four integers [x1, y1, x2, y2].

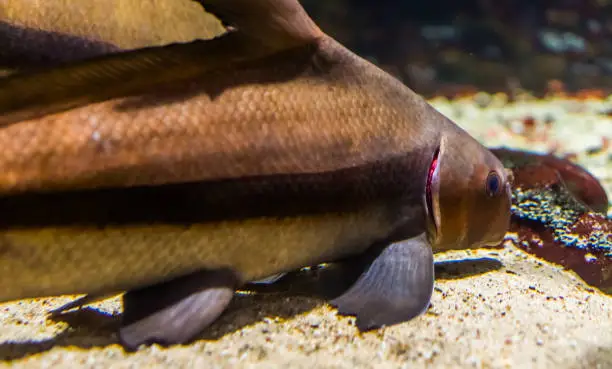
[[425, 146, 440, 232]]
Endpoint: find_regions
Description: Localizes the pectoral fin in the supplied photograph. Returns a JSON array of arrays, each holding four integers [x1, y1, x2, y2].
[[330, 233, 434, 331], [118, 268, 238, 350]]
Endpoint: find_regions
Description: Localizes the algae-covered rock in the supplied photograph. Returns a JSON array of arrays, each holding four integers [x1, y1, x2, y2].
[[493, 148, 612, 294]]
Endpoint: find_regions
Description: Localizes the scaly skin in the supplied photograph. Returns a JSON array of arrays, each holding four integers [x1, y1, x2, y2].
[[0, 36, 447, 193], [0, 35, 438, 301], [0, 0, 511, 304]]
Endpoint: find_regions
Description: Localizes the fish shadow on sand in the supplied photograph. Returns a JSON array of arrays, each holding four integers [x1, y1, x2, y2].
[[0, 257, 501, 361], [435, 257, 503, 280], [0, 293, 320, 361], [245, 256, 504, 299]]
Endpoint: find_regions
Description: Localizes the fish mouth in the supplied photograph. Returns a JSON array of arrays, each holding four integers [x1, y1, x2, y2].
[[425, 146, 440, 233]]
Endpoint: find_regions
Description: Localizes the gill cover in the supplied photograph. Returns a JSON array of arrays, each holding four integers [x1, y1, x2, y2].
[[425, 134, 512, 251]]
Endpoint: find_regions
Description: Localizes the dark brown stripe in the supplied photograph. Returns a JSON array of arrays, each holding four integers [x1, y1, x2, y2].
[[0, 154, 428, 229]]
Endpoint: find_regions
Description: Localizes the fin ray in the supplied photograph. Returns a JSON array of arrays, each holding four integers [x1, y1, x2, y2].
[[119, 269, 238, 350], [250, 272, 288, 284], [331, 233, 435, 330]]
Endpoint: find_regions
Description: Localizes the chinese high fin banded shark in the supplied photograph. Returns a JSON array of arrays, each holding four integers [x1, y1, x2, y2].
[[0, 0, 512, 350]]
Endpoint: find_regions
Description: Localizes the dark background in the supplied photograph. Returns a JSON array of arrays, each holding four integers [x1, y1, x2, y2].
[[301, 0, 612, 97]]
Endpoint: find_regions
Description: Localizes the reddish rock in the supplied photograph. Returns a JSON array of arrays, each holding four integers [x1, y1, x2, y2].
[[493, 148, 611, 293], [491, 148, 609, 214]]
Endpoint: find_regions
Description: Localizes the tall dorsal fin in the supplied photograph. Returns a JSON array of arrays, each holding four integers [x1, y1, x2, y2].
[[0, 0, 324, 126], [196, 0, 323, 49]]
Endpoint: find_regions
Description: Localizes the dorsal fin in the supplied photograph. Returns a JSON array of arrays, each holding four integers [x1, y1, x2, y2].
[[0, 0, 324, 126], [196, 0, 323, 49]]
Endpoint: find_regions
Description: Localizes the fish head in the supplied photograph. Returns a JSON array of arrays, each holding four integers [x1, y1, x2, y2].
[[425, 130, 512, 251]]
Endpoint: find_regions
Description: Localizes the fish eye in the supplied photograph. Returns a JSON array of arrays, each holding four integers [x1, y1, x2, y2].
[[485, 171, 502, 197]]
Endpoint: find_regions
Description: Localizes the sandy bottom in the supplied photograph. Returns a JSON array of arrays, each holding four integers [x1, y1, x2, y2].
[[1, 97, 611, 368], [0, 242, 610, 368]]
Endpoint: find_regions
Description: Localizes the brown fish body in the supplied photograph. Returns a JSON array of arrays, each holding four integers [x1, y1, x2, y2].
[[0, 0, 512, 347], [0, 35, 443, 301], [1, 195, 400, 302], [0, 35, 453, 194]]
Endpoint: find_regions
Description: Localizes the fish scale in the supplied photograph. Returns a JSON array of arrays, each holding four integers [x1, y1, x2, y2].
[[0, 38, 436, 195], [1, 208, 394, 301]]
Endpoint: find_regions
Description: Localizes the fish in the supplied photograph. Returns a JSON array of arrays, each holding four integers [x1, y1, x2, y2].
[[0, 0, 225, 73], [0, 0, 512, 350]]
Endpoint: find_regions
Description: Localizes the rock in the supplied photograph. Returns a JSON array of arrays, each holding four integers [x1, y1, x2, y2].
[[492, 148, 611, 293], [492, 148, 609, 214]]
